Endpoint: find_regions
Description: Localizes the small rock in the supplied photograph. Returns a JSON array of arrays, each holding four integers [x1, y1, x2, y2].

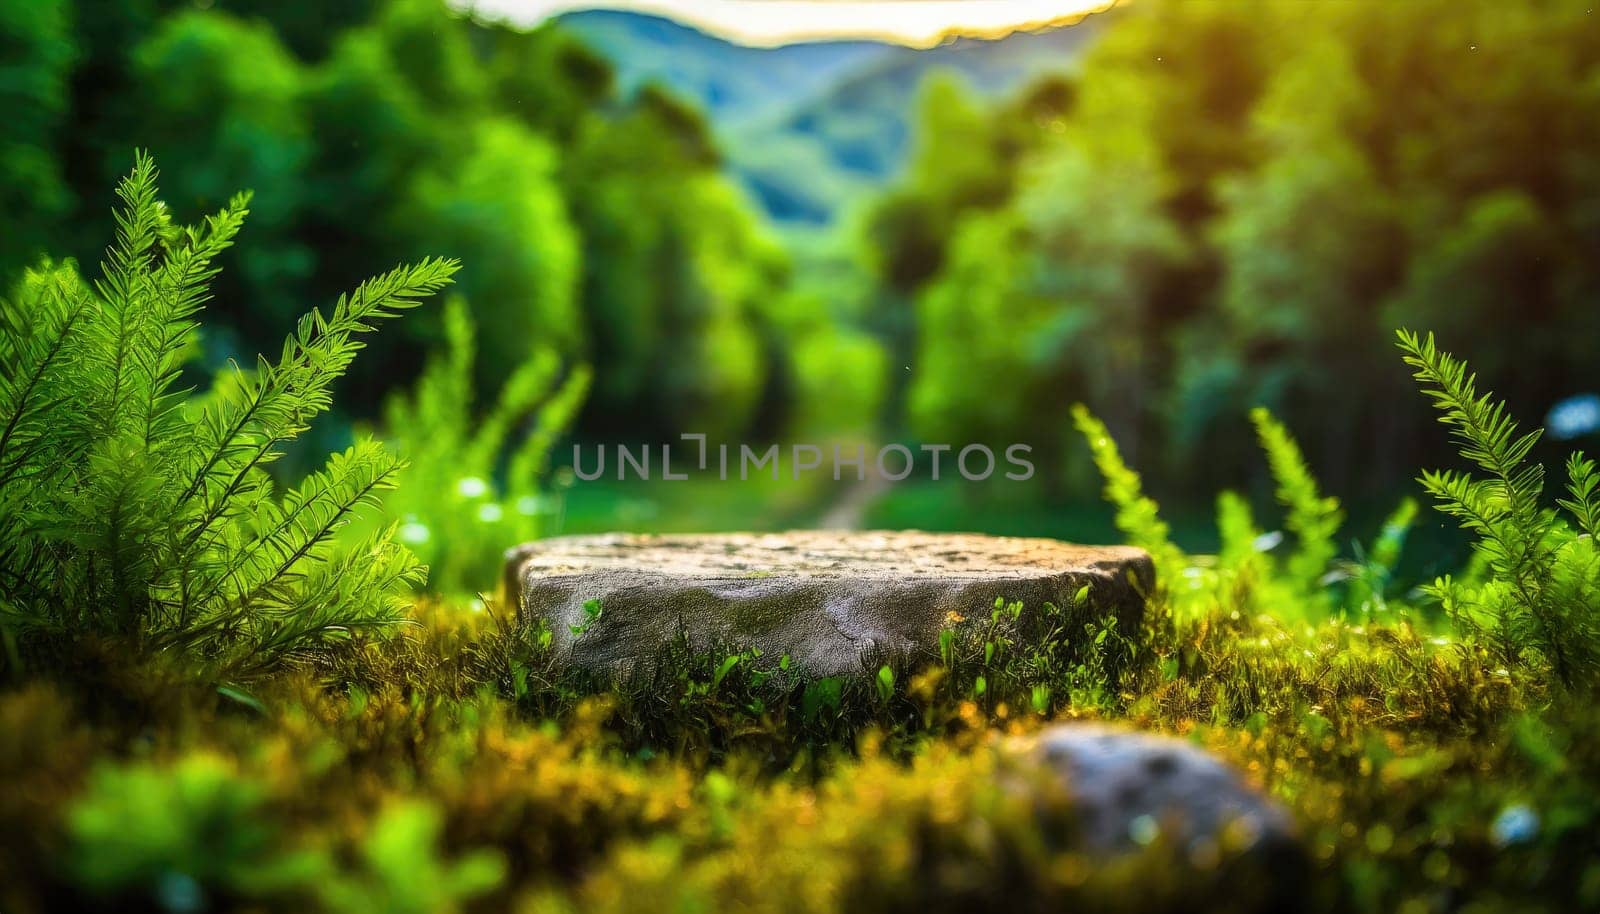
[[504, 531, 1152, 680], [1013, 723, 1298, 856]]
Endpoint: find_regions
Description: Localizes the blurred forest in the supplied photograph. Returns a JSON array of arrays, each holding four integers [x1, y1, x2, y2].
[[3, 0, 1599, 527]]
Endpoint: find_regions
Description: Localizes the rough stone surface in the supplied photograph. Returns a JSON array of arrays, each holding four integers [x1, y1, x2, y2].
[[1013, 723, 1298, 856], [504, 531, 1152, 680]]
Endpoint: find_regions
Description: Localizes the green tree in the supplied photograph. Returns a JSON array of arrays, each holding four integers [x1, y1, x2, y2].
[[130, 11, 313, 335], [0, 0, 77, 278], [404, 118, 582, 394]]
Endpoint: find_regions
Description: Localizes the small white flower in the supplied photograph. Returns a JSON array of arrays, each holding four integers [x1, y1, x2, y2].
[[456, 476, 489, 498]]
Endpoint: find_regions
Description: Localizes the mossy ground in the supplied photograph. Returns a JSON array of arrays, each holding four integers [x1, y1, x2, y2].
[[3, 586, 1596, 914]]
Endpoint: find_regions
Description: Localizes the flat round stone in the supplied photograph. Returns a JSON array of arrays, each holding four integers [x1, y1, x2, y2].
[[504, 531, 1152, 680]]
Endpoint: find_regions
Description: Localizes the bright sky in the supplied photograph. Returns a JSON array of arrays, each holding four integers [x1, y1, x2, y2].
[[459, 0, 1118, 47]]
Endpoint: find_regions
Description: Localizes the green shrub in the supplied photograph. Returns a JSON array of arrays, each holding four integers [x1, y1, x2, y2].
[[0, 154, 455, 679], [372, 295, 590, 596]]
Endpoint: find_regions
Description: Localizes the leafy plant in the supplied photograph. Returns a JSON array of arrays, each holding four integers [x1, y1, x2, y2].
[[67, 753, 324, 906], [1398, 330, 1600, 688], [1346, 497, 1418, 617], [1075, 404, 1410, 627], [373, 295, 591, 595], [1251, 407, 1344, 607], [1213, 490, 1270, 615], [319, 801, 505, 914], [1069, 404, 1186, 588], [0, 154, 454, 678]]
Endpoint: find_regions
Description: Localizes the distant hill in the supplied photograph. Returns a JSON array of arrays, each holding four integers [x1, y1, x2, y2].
[[558, 10, 893, 123], [559, 9, 1101, 226]]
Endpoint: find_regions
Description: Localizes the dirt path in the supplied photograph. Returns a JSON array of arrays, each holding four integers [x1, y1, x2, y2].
[[816, 467, 896, 530]]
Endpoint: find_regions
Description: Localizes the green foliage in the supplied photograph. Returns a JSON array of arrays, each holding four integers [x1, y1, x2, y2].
[[864, 0, 1600, 490], [66, 750, 503, 914], [1558, 454, 1600, 541], [67, 753, 323, 905], [0, 155, 453, 678], [372, 295, 591, 595], [2, 0, 794, 442], [1398, 330, 1600, 689], [1213, 490, 1270, 616], [7, 332, 1600, 909], [1077, 407, 1399, 626], [0, 0, 76, 279], [909, 95, 1185, 475], [405, 118, 583, 382], [130, 9, 313, 330], [1346, 497, 1419, 617], [1251, 407, 1344, 606], [1067, 330, 1600, 697], [319, 802, 505, 914], [567, 128, 786, 439], [1070, 404, 1186, 582]]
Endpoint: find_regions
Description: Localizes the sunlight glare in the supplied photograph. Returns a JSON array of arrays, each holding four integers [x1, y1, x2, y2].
[[460, 0, 1117, 47]]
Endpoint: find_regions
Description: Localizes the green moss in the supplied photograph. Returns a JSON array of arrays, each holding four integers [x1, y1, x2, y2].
[[1, 582, 1596, 913]]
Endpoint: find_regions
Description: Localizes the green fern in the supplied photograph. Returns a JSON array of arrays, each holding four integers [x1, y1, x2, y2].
[[1559, 453, 1600, 541], [1251, 407, 1344, 606], [1213, 490, 1270, 615], [1398, 329, 1598, 688], [374, 296, 591, 595], [0, 153, 456, 678], [1346, 497, 1418, 617], [1070, 404, 1185, 586], [1215, 490, 1263, 573]]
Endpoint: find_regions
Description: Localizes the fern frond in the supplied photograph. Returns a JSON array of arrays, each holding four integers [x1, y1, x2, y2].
[[1397, 330, 1552, 553], [211, 439, 404, 612], [0, 267, 95, 492], [469, 346, 560, 472], [89, 151, 166, 440], [137, 191, 251, 446], [180, 258, 460, 543], [1215, 490, 1262, 573], [223, 525, 423, 677], [1417, 468, 1504, 539], [1398, 329, 1585, 687], [1251, 407, 1343, 599], [1072, 404, 1185, 580], [1559, 452, 1600, 540], [508, 362, 592, 498]]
